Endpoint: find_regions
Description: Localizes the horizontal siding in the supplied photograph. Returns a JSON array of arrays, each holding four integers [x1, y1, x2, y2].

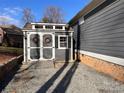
[[55, 49, 71, 61], [84, 18, 124, 32], [74, 0, 124, 58], [85, 2, 124, 24], [55, 32, 72, 61]]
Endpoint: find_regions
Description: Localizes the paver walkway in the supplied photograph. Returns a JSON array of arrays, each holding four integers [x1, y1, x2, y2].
[[1, 61, 124, 93]]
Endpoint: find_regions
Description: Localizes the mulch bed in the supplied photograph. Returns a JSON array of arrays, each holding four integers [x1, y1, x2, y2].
[[0, 53, 17, 64]]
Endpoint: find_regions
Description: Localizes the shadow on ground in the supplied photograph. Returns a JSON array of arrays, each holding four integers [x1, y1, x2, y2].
[[0, 63, 22, 92], [36, 31, 79, 93], [36, 61, 79, 93]]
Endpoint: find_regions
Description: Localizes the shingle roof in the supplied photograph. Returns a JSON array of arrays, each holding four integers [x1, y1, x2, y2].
[[0, 25, 23, 35], [23, 23, 32, 30]]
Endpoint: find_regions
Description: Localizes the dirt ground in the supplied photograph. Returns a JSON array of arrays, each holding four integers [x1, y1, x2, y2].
[[0, 53, 17, 64], [1, 62, 124, 93]]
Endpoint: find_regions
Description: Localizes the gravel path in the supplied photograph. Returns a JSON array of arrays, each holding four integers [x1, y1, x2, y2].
[[1, 61, 124, 93]]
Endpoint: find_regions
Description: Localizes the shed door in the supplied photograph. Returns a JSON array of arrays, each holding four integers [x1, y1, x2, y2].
[[27, 32, 55, 61], [42, 33, 55, 60], [28, 32, 41, 61]]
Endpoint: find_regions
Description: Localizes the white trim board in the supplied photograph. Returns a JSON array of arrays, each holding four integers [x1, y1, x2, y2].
[[22, 30, 74, 32], [76, 50, 124, 66], [58, 35, 68, 49], [31, 23, 66, 26]]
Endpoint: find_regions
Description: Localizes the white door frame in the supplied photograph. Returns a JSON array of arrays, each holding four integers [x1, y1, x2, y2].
[[27, 32, 55, 61], [41, 32, 55, 60]]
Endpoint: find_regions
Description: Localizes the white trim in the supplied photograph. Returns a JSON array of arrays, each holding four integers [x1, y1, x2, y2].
[[27, 32, 55, 61], [32, 25, 35, 29], [25, 26, 66, 31], [70, 32, 73, 61], [53, 33, 55, 59], [31, 22, 66, 26], [30, 23, 66, 30], [23, 32, 26, 62], [43, 25, 45, 29], [41, 33, 55, 60], [62, 26, 65, 30], [58, 35, 68, 49], [76, 50, 124, 66], [53, 26, 55, 29], [27, 32, 41, 61], [79, 17, 84, 25], [22, 29, 74, 32]]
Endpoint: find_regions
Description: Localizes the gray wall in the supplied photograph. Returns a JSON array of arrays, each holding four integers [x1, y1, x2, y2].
[[73, 0, 124, 58], [25, 31, 72, 62], [55, 32, 72, 62]]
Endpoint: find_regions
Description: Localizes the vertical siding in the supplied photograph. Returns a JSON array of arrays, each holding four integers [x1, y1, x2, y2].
[[73, 25, 78, 49], [74, 0, 124, 58]]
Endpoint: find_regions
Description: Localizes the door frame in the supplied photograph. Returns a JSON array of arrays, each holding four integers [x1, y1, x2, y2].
[[41, 32, 55, 60], [27, 32, 55, 61]]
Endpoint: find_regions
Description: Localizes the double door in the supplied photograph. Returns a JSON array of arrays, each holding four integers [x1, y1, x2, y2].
[[27, 32, 55, 61]]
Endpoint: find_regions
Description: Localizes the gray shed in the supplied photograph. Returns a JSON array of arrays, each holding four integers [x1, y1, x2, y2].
[[23, 23, 73, 63]]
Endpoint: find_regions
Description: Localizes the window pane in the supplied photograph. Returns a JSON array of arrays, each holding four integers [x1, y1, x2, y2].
[[45, 25, 53, 29], [30, 48, 40, 59], [30, 34, 40, 47], [60, 37, 67, 42], [43, 48, 52, 59], [59, 36, 68, 48], [60, 43, 67, 47], [35, 25, 43, 29], [55, 26, 63, 29], [43, 34, 52, 47]]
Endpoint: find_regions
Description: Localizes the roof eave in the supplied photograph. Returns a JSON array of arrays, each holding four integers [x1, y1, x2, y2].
[[68, 0, 106, 26]]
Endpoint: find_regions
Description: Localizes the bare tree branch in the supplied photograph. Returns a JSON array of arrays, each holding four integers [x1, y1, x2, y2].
[[22, 8, 35, 24], [42, 6, 65, 23]]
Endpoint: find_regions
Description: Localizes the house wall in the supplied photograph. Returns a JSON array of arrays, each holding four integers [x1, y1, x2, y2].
[[3, 34, 23, 48], [74, 0, 124, 59], [73, 0, 124, 82]]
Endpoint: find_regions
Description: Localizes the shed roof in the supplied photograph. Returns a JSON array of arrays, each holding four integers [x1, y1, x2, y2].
[[23, 23, 32, 30], [23, 22, 67, 30]]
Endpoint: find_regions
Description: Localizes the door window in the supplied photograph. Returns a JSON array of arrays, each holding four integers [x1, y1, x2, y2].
[[43, 34, 52, 47], [29, 34, 40, 60], [30, 34, 40, 47], [28, 33, 54, 60], [43, 34, 53, 59]]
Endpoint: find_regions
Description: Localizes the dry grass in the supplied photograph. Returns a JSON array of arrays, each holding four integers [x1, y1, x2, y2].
[[0, 46, 23, 55], [0, 46, 23, 64]]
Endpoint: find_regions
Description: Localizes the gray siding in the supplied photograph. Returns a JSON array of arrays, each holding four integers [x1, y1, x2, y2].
[[74, 0, 124, 58], [55, 32, 72, 62], [73, 25, 78, 49], [55, 49, 71, 61]]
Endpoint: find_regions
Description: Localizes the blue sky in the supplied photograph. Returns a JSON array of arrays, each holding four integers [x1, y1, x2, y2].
[[0, 0, 91, 27]]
